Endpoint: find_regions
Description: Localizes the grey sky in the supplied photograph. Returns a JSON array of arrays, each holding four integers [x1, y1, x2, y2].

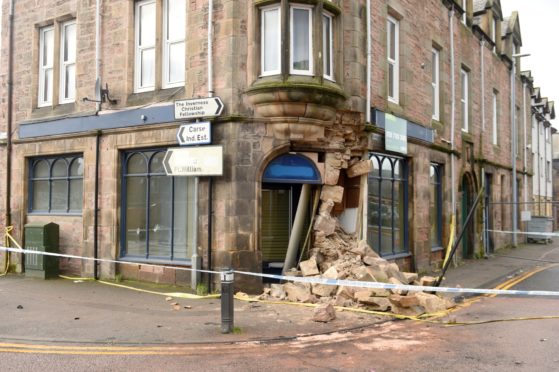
[[501, 0, 558, 126]]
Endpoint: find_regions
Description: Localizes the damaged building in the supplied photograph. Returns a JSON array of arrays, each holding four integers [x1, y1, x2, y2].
[[0, 0, 555, 292]]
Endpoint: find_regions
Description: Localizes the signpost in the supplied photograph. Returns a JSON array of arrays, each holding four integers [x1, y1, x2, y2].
[[174, 97, 224, 120], [177, 122, 211, 146], [163, 146, 223, 177]]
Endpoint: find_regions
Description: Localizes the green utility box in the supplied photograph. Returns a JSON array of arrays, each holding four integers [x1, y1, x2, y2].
[[24, 222, 59, 279]]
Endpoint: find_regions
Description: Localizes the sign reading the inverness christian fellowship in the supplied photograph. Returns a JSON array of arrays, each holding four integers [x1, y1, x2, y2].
[[385, 113, 407, 155], [174, 97, 224, 120]]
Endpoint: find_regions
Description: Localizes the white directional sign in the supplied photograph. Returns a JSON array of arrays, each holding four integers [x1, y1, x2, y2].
[[174, 97, 224, 120], [163, 146, 223, 176], [177, 122, 211, 146]]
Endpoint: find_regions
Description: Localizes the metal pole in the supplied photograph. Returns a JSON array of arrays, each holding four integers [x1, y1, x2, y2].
[[435, 187, 484, 287], [220, 268, 234, 334]]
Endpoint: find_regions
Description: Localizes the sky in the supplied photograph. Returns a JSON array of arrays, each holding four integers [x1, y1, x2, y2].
[[501, 0, 558, 127]]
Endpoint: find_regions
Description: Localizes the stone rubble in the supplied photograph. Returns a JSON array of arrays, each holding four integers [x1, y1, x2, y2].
[[260, 224, 454, 321]]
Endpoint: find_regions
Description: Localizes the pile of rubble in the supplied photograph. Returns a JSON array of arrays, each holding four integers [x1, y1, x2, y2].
[[260, 225, 454, 321]]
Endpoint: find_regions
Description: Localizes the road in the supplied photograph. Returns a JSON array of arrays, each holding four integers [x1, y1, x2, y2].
[[2, 265, 559, 371]]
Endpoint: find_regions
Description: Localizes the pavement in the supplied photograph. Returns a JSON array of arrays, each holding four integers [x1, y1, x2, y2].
[[1, 241, 559, 345]]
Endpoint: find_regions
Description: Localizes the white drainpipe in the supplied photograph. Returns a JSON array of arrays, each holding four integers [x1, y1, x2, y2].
[[449, 8, 456, 234], [207, 0, 214, 97], [95, 0, 101, 112]]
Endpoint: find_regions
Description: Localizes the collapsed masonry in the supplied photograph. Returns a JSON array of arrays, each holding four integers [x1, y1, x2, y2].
[[259, 159, 454, 319]]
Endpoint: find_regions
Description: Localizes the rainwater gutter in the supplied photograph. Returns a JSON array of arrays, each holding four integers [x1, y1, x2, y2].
[[5, 0, 15, 229], [366, 0, 371, 124], [207, 0, 214, 291], [449, 7, 457, 242], [93, 0, 102, 280]]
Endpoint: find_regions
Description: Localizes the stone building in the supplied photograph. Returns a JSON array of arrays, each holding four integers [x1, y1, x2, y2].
[[0, 0, 553, 291]]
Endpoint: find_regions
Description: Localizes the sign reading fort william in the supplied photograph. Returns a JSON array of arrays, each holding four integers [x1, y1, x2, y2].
[[163, 146, 223, 177], [174, 97, 224, 120]]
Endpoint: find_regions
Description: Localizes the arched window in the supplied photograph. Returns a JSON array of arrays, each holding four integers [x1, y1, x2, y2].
[[367, 153, 408, 257], [29, 155, 83, 213], [263, 154, 321, 184], [121, 149, 196, 262]]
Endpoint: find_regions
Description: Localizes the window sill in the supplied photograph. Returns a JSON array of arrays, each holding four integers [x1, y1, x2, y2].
[[28, 212, 82, 217], [119, 256, 192, 267], [127, 87, 185, 107], [431, 246, 444, 253], [31, 102, 77, 121], [379, 252, 411, 260]]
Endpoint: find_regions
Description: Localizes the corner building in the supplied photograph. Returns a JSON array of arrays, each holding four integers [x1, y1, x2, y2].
[[0, 0, 549, 291]]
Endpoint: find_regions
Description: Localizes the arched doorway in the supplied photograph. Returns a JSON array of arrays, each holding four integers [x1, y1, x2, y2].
[[261, 154, 321, 276], [461, 173, 476, 259]]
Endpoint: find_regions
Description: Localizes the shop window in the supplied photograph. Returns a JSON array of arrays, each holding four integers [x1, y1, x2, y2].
[[135, 0, 186, 92], [367, 153, 408, 257], [29, 155, 84, 213], [121, 149, 196, 262], [259, 1, 337, 80], [38, 20, 76, 107], [430, 164, 443, 249]]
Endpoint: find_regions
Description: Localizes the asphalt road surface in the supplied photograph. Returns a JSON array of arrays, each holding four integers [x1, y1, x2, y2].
[[3, 265, 559, 371]]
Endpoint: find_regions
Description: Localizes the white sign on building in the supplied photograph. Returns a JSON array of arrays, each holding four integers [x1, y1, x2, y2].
[[163, 146, 223, 176], [174, 97, 224, 120], [177, 122, 211, 146]]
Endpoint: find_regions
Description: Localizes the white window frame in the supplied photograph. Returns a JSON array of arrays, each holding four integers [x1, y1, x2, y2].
[[461, 69, 469, 132], [387, 16, 399, 104], [492, 92, 498, 145], [162, 0, 186, 89], [322, 11, 334, 81], [260, 5, 282, 77], [491, 17, 497, 53], [59, 20, 76, 104], [431, 48, 440, 120], [461, 0, 467, 24], [38, 25, 54, 107], [134, 0, 156, 93], [290, 4, 313, 76]]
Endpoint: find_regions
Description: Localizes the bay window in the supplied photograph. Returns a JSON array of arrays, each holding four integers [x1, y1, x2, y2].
[[259, 1, 337, 80]]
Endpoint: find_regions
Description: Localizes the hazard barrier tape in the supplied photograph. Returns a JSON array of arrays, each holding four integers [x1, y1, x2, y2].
[[233, 270, 559, 297], [3, 245, 559, 297], [488, 229, 559, 237], [0, 246, 221, 275]]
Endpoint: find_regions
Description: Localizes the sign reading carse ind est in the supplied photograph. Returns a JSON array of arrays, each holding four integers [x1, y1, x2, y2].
[[385, 113, 408, 155], [177, 122, 211, 146], [174, 97, 224, 120], [163, 146, 223, 176]]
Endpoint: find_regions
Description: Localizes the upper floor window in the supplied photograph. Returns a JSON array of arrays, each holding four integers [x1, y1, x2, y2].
[[260, 2, 336, 80], [492, 91, 498, 145], [135, 0, 185, 93], [461, 69, 469, 132], [461, 0, 467, 24], [38, 26, 54, 107], [387, 16, 399, 104], [38, 20, 76, 108], [60, 20, 77, 104], [29, 155, 84, 214], [431, 48, 440, 120], [323, 12, 334, 80], [290, 5, 313, 75], [491, 17, 497, 53], [261, 5, 281, 76]]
